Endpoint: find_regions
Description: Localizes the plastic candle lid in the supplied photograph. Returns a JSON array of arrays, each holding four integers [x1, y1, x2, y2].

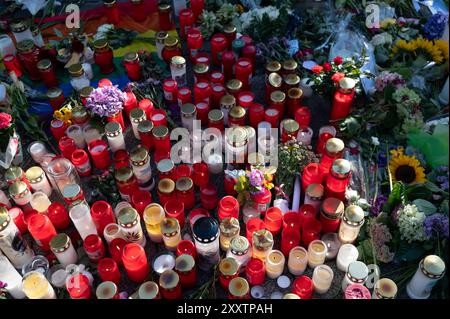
[[252, 229, 274, 249], [193, 217, 219, 243], [347, 261, 369, 281], [96, 281, 118, 299], [423, 255, 446, 277], [325, 138, 345, 154], [159, 270, 179, 289], [306, 183, 324, 198], [283, 293, 300, 299], [157, 159, 174, 173], [229, 277, 249, 297], [321, 197, 345, 219], [175, 254, 195, 272], [230, 236, 250, 255], [251, 286, 265, 299], [270, 291, 284, 299], [374, 278, 398, 299], [332, 159, 352, 175], [344, 205, 365, 225], [118, 207, 139, 228], [219, 217, 240, 236], [160, 218, 180, 236], [153, 252, 176, 274], [219, 258, 239, 276], [277, 275, 291, 289], [138, 281, 159, 299]]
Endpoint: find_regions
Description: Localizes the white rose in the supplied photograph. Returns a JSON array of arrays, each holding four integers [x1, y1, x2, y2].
[[371, 136, 380, 146]]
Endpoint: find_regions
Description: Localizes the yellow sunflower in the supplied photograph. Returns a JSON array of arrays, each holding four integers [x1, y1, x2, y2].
[[388, 153, 427, 185], [434, 39, 449, 62]]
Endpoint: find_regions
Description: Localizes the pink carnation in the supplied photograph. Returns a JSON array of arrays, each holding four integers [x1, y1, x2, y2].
[[0, 112, 12, 130]]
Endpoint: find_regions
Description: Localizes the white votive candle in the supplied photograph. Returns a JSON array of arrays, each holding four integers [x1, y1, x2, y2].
[[103, 223, 123, 245], [28, 141, 49, 164], [66, 124, 86, 149], [83, 124, 102, 145], [336, 244, 359, 272], [0, 256, 25, 299], [288, 246, 308, 276], [69, 203, 98, 240], [307, 240, 328, 268], [266, 250, 286, 279], [22, 271, 56, 299], [25, 166, 52, 197], [312, 264, 334, 294], [30, 191, 52, 213]]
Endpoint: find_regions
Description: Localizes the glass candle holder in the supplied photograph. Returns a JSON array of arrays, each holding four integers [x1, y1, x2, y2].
[[292, 275, 313, 299], [325, 159, 352, 201], [46, 202, 70, 230], [171, 56, 187, 87], [281, 229, 300, 257], [336, 244, 359, 272], [342, 261, 369, 292], [283, 212, 301, 233], [312, 264, 334, 294], [22, 271, 56, 299], [130, 146, 153, 191], [96, 281, 119, 299], [88, 139, 111, 170], [288, 246, 308, 276], [8, 207, 27, 235], [118, 207, 146, 247], [321, 232, 341, 260], [175, 254, 197, 289], [161, 218, 182, 251], [25, 166, 52, 197], [319, 197, 344, 234], [91, 200, 115, 236], [407, 255, 446, 299], [219, 257, 239, 291], [27, 213, 57, 251], [69, 203, 98, 240], [46, 157, 80, 197], [373, 278, 398, 299], [131, 190, 152, 217], [200, 183, 219, 210], [9, 181, 32, 211], [122, 51, 142, 81], [252, 229, 274, 262], [122, 243, 150, 283], [218, 196, 240, 220], [27, 141, 49, 164], [109, 238, 127, 266], [338, 205, 365, 244], [159, 269, 182, 299], [155, 31, 168, 59], [105, 122, 126, 153], [307, 240, 328, 268], [143, 203, 165, 243], [227, 236, 251, 272], [219, 217, 240, 251], [211, 33, 227, 66], [266, 250, 285, 279], [301, 218, 322, 248], [245, 258, 265, 286], [330, 77, 356, 121], [164, 199, 185, 230], [246, 218, 265, 245], [138, 281, 161, 299], [83, 234, 106, 263], [0, 256, 25, 299], [320, 137, 345, 177], [264, 207, 283, 235], [177, 240, 197, 259], [193, 217, 220, 271], [228, 277, 250, 299], [304, 183, 324, 214], [103, 223, 123, 245], [115, 167, 140, 201], [157, 178, 176, 207], [71, 149, 91, 177], [175, 177, 195, 210], [187, 28, 203, 61]]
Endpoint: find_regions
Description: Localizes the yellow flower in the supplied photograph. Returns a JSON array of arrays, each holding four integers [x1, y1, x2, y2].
[[380, 18, 396, 29], [435, 40, 449, 62], [389, 154, 426, 185], [390, 147, 404, 158], [391, 38, 445, 64], [235, 4, 244, 14]]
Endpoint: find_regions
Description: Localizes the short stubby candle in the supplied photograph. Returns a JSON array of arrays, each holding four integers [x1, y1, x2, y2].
[[312, 265, 334, 294], [292, 275, 313, 299], [307, 239, 328, 268], [288, 246, 308, 276], [265, 250, 285, 279], [245, 258, 265, 286], [122, 243, 150, 283], [218, 196, 240, 220], [264, 207, 283, 235]]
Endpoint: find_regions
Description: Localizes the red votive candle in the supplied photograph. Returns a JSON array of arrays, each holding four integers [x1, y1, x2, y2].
[[50, 119, 68, 142], [71, 149, 91, 177], [104, 0, 120, 25], [163, 79, 178, 103], [194, 81, 212, 105], [192, 162, 209, 188], [249, 103, 265, 128], [200, 183, 218, 210], [124, 91, 138, 117], [83, 234, 106, 263], [90, 200, 115, 235], [282, 211, 302, 233], [187, 28, 203, 61], [113, 149, 130, 169], [175, 254, 197, 289], [246, 218, 265, 244], [319, 197, 344, 233], [176, 164, 193, 180], [179, 8, 195, 38], [264, 207, 283, 235], [301, 218, 322, 248], [330, 78, 355, 121], [299, 204, 317, 224], [139, 98, 154, 119], [178, 87, 192, 107], [59, 136, 77, 159], [98, 78, 113, 88], [211, 33, 228, 66], [238, 91, 255, 109], [190, 0, 205, 20], [131, 190, 152, 217], [251, 188, 272, 216], [281, 229, 301, 257], [98, 257, 121, 285], [160, 270, 182, 299], [245, 258, 265, 286], [47, 202, 70, 230], [211, 84, 226, 109], [196, 102, 210, 125], [2, 54, 23, 77], [88, 140, 111, 170], [211, 71, 225, 85], [218, 196, 239, 220], [122, 243, 150, 283], [164, 199, 185, 230], [109, 238, 127, 266], [295, 107, 311, 130], [242, 44, 256, 65], [292, 276, 313, 299], [316, 132, 334, 155], [8, 207, 27, 234], [235, 58, 253, 89], [176, 240, 197, 260], [264, 108, 280, 128], [194, 53, 210, 66], [67, 274, 91, 299], [221, 50, 235, 81], [122, 52, 142, 81], [27, 213, 57, 251], [302, 163, 324, 191]]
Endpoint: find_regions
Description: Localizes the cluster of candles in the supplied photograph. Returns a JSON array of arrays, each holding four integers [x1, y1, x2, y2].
[[0, 0, 446, 300]]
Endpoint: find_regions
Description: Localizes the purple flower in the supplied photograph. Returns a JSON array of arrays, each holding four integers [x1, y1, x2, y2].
[[248, 170, 265, 189], [423, 214, 449, 239], [423, 12, 448, 40], [370, 195, 388, 216], [85, 85, 126, 117]]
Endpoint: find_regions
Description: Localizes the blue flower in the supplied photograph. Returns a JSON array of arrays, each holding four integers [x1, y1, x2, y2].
[[423, 12, 448, 40], [423, 214, 449, 239]]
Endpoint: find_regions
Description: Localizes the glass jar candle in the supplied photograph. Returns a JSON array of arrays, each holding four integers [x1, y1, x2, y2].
[[281, 59, 297, 76], [139, 98, 154, 119], [8, 208, 27, 235], [331, 77, 356, 121], [115, 167, 140, 201], [158, 3, 173, 31], [170, 56, 187, 87], [211, 84, 226, 109], [336, 243, 359, 272], [68, 63, 90, 91], [373, 278, 398, 299], [0, 34, 16, 58], [180, 103, 197, 131], [143, 203, 165, 243], [103, 222, 123, 244], [284, 73, 300, 92], [193, 217, 220, 271], [112, 149, 130, 170], [211, 33, 228, 66], [199, 184, 218, 211], [252, 229, 274, 262], [82, 124, 101, 145], [264, 207, 283, 235], [157, 159, 175, 182], [219, 257, 239, 291], [194, 81, 212, 105], [9, 181, 32, 210], [187, 28, 203, 61], [321, 232, 341, 260], [264, 108, 280, 128], [325, 159, 352, 201], [161, 217, 181, 251], [174, 177, 194, 211], [16, 40, 41, 80], [338, 205, 364, 244], [266, 250, 285, 279], [10, 20, 33, 43], [342, 261, 369, 292], [163, 79, 178, 103], [227, 236, 251, 272], [0, 207, 34, 269], [242, 204, 259, 224], [122, 243, 150, 283], [247, 103, 264, 128], [98, 258, 121, 284], [151, 109, 169, 128], [316, 131, 335, 155], [178, 87, 192, 107], [286, 88, 303, 119], [138, 281, 161, 299], [245, 258, 265, 286], [137, 120, 154, 151], [193, 63, 209, 84], [50, 119, 68, 142], [282, 212, 301, 233], [131, 190, 152, 218], [281, 229, 300, 257], [105, 121, 126, 153], [195, 102, 209, 126], [109, 238, 127, 266], [25, 166, 52, 197], [58, 136, 77, 160], [295, 106, 311, 130], [175, 254, 197, 289], [304, 183, 324, 214], [22, 271, 56, 299], [69, 203, 98, 240], [155, 31, 168, 59], [237, 91, 255, 111], [37, 59, 58, 88], [90, 200, 115, 235], [96, 281, 119, 299], [45, 203, 69, 231], [266, 72, 282, 102], [27, 213, 57, 252], [228, 277, 249, 299], [246, 218, 265, 245], [226, 79, 243, 99], [320, 197, 344, 233], [407, 255, 446, 299], [163, 199, 184, 230], [228, 106, 246, 127], [162, 36, 181, 64], [312, 264, 334, 294], [288, 246, 308, 276], [104, 0, 120, 24], [2, 54, 22, 77], [130, 146, 153, 190], [83, 234, 106, 263], [320, 137, 345, 178], [269, 90, 286, 119], [302, 163, 323, 191], [158, 178, 176, 207], [30, 191, 52, 214], [223, 24, 237, 48], [235, 58, 253, 89], [220, 94, 236, 126], [118, 207, 146, 247], [71, 149, 91, 177], [307, 239, 328, 268], [87, 139, 110, 170], [159, 269, 182, 299], [123, 51, 142, 81], [66, 124, 86, 149], [218, 196, 239, 220], [153, 126, 171, 154], [130, 108, 146, 139], [219, 217, 240, 251], [179, 8, 194, 38], [0, 256, 25, 299]]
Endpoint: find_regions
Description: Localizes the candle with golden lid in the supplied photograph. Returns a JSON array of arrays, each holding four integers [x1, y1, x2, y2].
[[226, 235, 251, 271], [50, 233, 78, 267], [180, 103, 197, 131], [219, 217, 240, 251], [130, 145, 153, 189], [267, 72, 282, 88], [160, 217, 181, 251], [143, 203, 165, 243], [283, 293, 300, 299], [265, 61, 281, 75], [9, 180, 32, 207], [155, 31, 168, 59], [284, 73, 300, 87], [130, 108, 146, 139], [118, 206, 146, 247], [338, 205, 365, 244], [220, 94, 236, 125], [252, 229, 274, 261], [407, 255, 446, 299], [105, 121, 125, 153], [282, 59, 298, 74], [373, 278, 398, 299], [159, 269, 182, 299], [25, 166, 52, 197], [304, 183, 324, 213], [228, 105, 246, 126], [219, 257, 239, 291]]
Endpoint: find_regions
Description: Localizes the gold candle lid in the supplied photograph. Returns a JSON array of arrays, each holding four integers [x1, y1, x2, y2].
[[325, 138, 345, 154], [229, 105, 246, 119], [158, 178, 175, 194], [159, 269, 179, 290], [124, 51, 139, 62], [143, 203, 164, 225], [103, 0, 117, 7], [219, 217, 240, 236], [219, 257, 239, 276], [16, 39, 34, 53], [284, 73, 300, 86], [10, 20, 29, 32], [193, 63, 209, 75], [161, 217, 180, 236], [175, 254, 195, 272], [25, 166, 45, 184], [9, 181, 29, 198], [118, 207, 139, 228], [176, 177, 193, 192], [282, 59, 298, 71], [158, 3, 172, 12], [46, 87, 63, 99], [156, 31, 169, 42], [130, 108, 146, 123], [223, 24, 237, 34], [288, 87, 303, 99], [137, 120, 154, 134], [208, 109, 224, 122], [332, 159, 352, 176], [422, 255, 446, 278], [306, 183, 324, 199], [226, 127, 248, 146], [220, 94, 236, 108], [374, 278, 397, 299], [343, 205, 365, 226], [152, 125, 169, 138], [50, 233, 71, 253], [164, 36, 178, 48], [230, 236, 250, 255], [226, 79, 242, 91], [270, 90, 286, 103], [321, 197, 345, 220], [79, 86, 94, 99], [282, 119, 299, 134], [93, 38, 109, 50], [283, 293, 300, 299], [5, 166, 23, 182], [114, 166, 134, 183], [68, 63, 84, 77], [229, 277, 249, 297], [266, 61, 281, 73], [252, 229, 274, 250], [181, 103, 196, 117], [37, 59, 52, 71], [0, 207, 11, 232], [268, 72, 282, 87], [130, 146, 149, 166], [138, 281, 159, 299]]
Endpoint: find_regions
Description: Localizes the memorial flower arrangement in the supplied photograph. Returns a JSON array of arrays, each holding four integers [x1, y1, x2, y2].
[[0, 112, 14, 153], [85, 85, 126, 118]]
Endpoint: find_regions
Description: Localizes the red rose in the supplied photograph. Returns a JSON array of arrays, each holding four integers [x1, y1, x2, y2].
[[332, 72, 345, 83], [311, 65, 324, 74], [323, 62, 332, 72], [333, 56, 343, 65], [0, 112, 12, 130]]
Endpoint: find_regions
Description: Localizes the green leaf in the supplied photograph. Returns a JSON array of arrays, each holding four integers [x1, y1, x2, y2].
[[404, 184, 433, 202], [425, 182, 445, 194], [412, 199, 437, 215], [396, 241, 425, 262]]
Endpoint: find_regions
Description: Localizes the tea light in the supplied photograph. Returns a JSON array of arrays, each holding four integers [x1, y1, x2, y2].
[[122, 243, 150, 283], [373, 278, 398, 299], [176, 240, 197, 259], [336, 244, 359, 272], [22, 271, 56, 299], [321, 232, 341, 260], [0, 256, 25, 299], [66, 124, 86, 149], [114, 201, 132, 218], [143, 203, 165, 243], [82, 124, 102, 144], [152, 252, 176, 275], [30, 191, 52, 213], [282, 211, 301, 232], [288, 246, 308, 276], [265, 250, 285, 279], [28, 141, 49, 164], [103, 223, 123, 244], [312, 264, 334, 294], [307, 240, 328, 268]]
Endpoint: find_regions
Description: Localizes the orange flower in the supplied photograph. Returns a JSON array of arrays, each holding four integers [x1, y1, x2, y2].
[[332, 72, 345, 83], [311, 65, 324, 74]]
